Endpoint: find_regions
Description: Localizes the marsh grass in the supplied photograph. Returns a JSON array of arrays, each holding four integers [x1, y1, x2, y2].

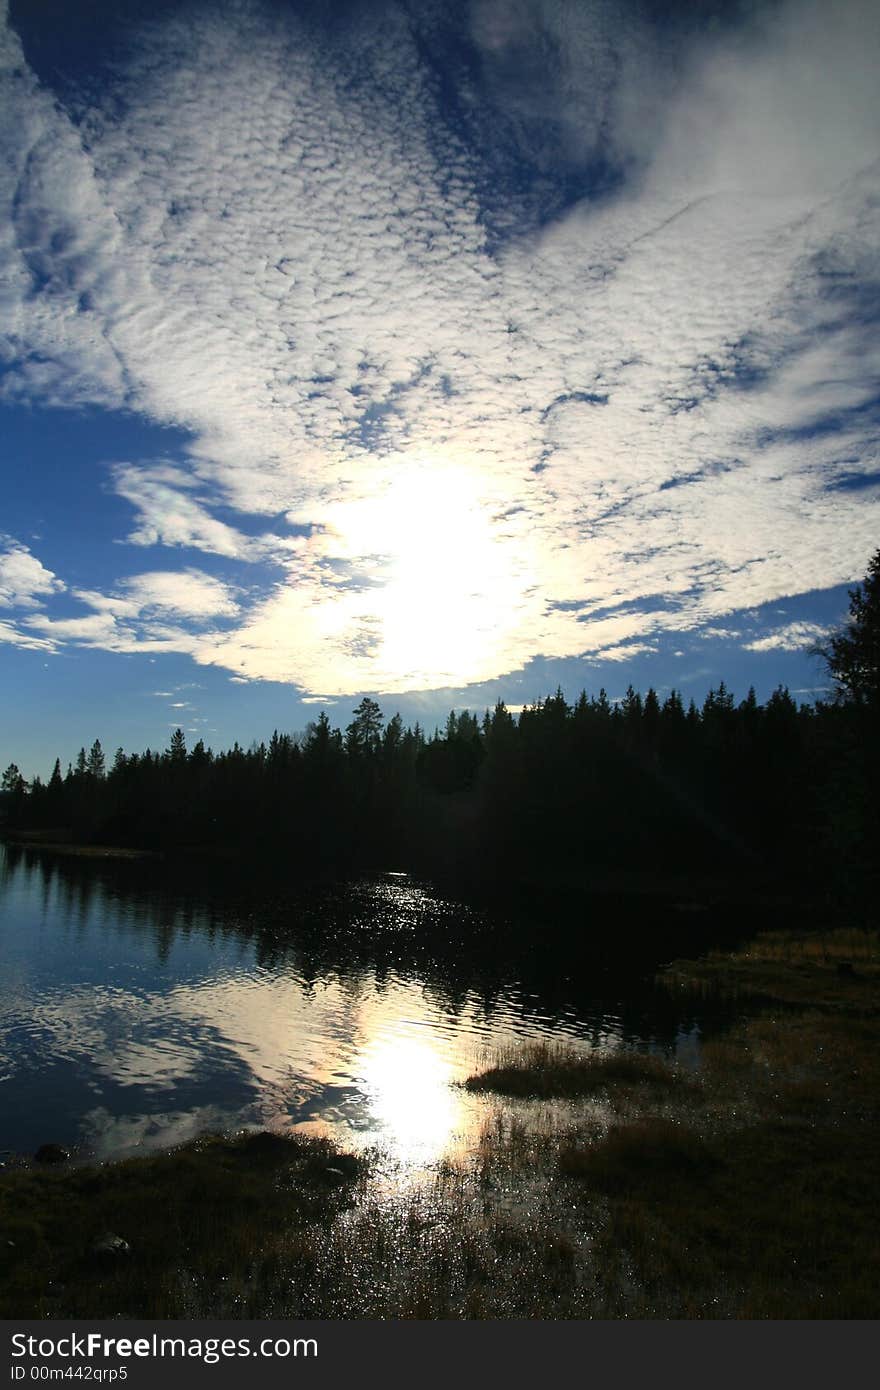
[[463, 1040, 678, 1098], [558, 1118, 715, 1189], [559, 1117, 880, 1318], [661, 926, 880, 1009], [0, 1131, 364, 1319], [457, 926, 880, 1316], [7, 831, 155, 859], [3, 926, 878, 1318]]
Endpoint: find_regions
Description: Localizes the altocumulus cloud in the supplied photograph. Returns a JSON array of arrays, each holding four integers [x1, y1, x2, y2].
[[1, 0, 879, 695]]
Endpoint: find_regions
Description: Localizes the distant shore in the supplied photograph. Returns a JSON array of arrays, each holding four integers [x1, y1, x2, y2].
[[2, 831, 160, 859], [2, 828, 798, 912]]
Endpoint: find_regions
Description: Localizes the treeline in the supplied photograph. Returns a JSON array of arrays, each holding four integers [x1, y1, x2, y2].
[[3, 683, 877, 908]]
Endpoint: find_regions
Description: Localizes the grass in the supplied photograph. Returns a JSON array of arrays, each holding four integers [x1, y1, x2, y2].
[[0, 1131, 364, 1319], [553, 1116, 880, 1317], [3, 925, 878, 1318], [558, 1117, 716, 1188], [660, 926, 880, 1009], [463, 1040, 678, 1098], [458, 925, 880, 1317]]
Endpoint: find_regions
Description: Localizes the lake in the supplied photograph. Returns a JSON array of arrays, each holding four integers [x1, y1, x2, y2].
[[0, 844, 725, 1170]]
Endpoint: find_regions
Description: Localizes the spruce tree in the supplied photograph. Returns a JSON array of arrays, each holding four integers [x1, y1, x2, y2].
[[820, 549, 880, 710]]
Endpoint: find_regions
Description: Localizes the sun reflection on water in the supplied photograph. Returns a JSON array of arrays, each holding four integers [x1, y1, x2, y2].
[[354, 1029, 469, 1166], [1, 850, 640, 1168]]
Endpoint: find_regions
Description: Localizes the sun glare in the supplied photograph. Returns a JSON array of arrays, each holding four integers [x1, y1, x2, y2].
[[323, 458, 530, 689], [356, 1029, 465, 1165]]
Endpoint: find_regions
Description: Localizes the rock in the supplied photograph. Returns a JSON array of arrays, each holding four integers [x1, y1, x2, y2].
[[91, 1232, 130, 1258], [34, 1144, 70, 1164]]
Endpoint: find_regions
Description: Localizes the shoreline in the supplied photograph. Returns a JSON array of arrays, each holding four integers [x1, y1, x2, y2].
[[2, 831, 801, 918], [2, 921, 877, 1318]]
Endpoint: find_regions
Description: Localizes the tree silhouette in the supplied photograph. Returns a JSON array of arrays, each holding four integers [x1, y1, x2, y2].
[[4, 662, 877, 910], [87, 740, 106, 780], [168, 728, 187, 761], [819, 549, 880, 710], [345, 698, 384, 755], [2, 763, 25, 795]]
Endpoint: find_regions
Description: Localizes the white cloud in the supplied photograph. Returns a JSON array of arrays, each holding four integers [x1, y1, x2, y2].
[[744, 620, 830, 653], [26, 612, 119, 642], [1, 0, 878, 693], [25, 608, 203, 657], [110, 464, 297, 561], [0, 618, 57, 651], [21, 567, 237, 658], [115, 569, 239, 620], [0, 537, 64, 609]]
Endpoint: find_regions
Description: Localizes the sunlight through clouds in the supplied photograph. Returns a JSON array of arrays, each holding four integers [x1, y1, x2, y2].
[[1, 0, 879, 700], [309, 457, 538, 689]]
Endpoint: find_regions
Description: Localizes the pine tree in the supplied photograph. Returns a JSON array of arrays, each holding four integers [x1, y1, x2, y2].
[[2, 763, 25, 795], [346, 698, 384, 755], [168, 728, 187, 761], [819, 549, 880, 710], [87, 739, 105, 780]]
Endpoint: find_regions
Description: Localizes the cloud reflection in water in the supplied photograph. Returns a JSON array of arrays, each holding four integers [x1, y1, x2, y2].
[[1, 851, 631, 1166]]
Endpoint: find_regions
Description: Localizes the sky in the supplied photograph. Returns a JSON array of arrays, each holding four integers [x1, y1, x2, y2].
[[1, 0, 879, 776]]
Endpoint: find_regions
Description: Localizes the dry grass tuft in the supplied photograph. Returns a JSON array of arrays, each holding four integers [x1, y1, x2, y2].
[[559, 1118, 714, 1191], [661, 927, 880, 1009], [464, 1041, 678, 1098]]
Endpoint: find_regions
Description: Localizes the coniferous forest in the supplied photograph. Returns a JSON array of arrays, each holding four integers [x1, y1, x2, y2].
[[3, 551, 879, 913]]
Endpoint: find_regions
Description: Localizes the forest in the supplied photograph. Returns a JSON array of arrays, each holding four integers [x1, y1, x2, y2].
[[3, 551, 879, 911]]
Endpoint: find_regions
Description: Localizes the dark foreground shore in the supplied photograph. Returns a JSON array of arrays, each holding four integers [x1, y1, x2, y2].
[[2, 924, 877, 1319]]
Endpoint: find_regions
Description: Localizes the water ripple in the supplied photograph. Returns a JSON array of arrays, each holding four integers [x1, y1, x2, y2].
[[0, 848, 685, 1164]]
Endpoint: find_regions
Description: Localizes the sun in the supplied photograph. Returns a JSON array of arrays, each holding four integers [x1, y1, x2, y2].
[[322, 455, 531, 690]]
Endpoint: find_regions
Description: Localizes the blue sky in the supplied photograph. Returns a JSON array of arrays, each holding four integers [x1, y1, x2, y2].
[[2, 0, 879, 776]]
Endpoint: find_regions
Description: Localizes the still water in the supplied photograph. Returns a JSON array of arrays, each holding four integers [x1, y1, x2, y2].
[[0, 845, 709, 1168]]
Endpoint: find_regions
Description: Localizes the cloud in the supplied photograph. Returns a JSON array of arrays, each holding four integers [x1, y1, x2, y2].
[[23, 611, 203, 656], [0, 536, 65, 650], [26, 611, 121, 643], [1, 0, 879, 694], [744, 620, 830, 653], [0, 536, 64, 608], [21, 566, 238, 659], [0, 618, 57, 651], [110, 464, 299, 561], [77, 568, 240, 620], [0, 7, 129, 408]]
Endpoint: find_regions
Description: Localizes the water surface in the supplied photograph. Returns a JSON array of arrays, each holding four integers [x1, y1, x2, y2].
[[0, 846, 709, 1168]]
